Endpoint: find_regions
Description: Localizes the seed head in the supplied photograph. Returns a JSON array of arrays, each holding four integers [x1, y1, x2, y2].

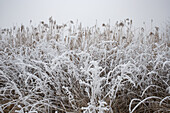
[[70, 20, 74, 24], [149, 32, 154, 36], [54, 20, 56, 25], [41, 21, 44, 24], [102, 23, 105, 27], [141, 27, 144, 32], [130, 20, 132, 24], [126, 18, 129, 21], [122, 36, 126, 39], [119, 22, 124, 27], [21, 25, 24, 32], [155, 27, 159, 31]]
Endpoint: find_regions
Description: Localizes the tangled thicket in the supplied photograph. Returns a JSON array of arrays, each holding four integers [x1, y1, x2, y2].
[[0, 17, 170, 113]]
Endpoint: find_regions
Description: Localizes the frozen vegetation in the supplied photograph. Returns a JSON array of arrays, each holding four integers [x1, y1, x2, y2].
[[0, 17, 170, 113]]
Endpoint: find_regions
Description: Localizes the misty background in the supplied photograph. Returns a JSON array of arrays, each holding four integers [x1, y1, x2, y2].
[[0, 0, 170, 28]]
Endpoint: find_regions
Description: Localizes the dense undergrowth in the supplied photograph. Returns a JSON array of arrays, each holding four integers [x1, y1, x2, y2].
[[0, 17, 170, 113]]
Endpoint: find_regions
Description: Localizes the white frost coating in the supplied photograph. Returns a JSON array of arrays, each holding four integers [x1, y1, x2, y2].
[[160, 96, 170, 106], [0, 18, 169, 112], [166, 86, 170, 94], [130, 96, 161, 113], [0, 107, 4, 113], [11, 81, 22, 98]]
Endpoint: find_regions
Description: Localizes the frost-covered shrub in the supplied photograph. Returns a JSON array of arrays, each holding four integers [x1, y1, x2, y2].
[[0, 18, 169, 113]]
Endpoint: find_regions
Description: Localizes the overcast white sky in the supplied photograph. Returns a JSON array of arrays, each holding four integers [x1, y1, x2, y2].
[[0, 0, 170, 28]]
